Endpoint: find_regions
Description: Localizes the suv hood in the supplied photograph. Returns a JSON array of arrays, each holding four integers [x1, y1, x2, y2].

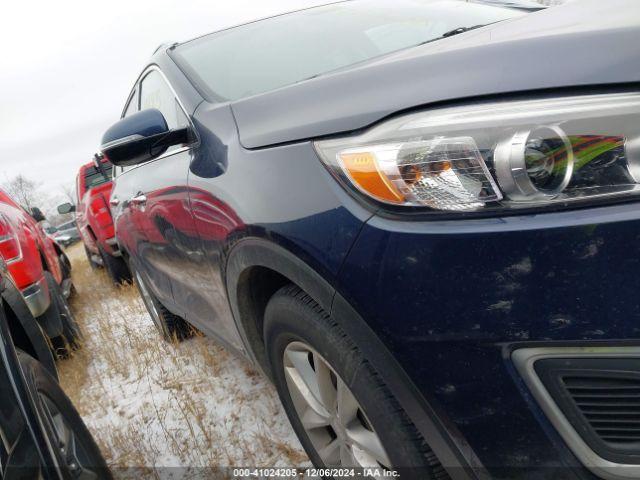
[[231, 0, 640, 149]]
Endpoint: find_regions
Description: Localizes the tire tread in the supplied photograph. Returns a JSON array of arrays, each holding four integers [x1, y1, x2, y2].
[[266, 284, 449, 478]]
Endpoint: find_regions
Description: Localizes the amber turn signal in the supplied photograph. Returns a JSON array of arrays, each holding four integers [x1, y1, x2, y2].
[[338, 151, 405, 204]]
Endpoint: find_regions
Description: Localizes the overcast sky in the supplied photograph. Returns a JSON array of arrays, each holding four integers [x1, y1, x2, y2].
[[0, 0, 325, 209]]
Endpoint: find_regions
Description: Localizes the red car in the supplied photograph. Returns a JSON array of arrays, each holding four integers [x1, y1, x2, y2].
[[0, 189, 80, 356], [58, 155, 130, 283]]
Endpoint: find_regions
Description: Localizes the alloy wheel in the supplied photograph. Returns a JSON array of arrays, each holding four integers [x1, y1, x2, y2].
[[283, 341, 391, 471]]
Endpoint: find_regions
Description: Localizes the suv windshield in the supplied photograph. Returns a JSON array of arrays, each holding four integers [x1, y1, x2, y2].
[[171, 0, 524, 102]]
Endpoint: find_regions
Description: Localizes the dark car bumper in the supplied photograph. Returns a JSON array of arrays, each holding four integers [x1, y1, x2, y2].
[[337, 201, 640, 478]]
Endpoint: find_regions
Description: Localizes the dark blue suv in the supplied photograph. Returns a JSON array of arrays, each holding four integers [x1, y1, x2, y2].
[[103, 0, 640, 478]]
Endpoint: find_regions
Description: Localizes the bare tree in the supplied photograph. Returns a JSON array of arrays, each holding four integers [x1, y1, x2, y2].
[[60, 183, 76, 205], [3, 174, 38, 209], [2, 174, 48, 211]]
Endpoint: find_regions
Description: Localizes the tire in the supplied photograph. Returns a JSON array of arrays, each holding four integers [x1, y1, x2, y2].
[[59, 251, 72, 278], [99, 246, 131, 285], [85, 245, 100, 270], [264, 285, 444, 479], [18, 351, 112, 478], [43, 272, 82, 359], [58, 252, 75, 299], [131, 264, 193, 342]]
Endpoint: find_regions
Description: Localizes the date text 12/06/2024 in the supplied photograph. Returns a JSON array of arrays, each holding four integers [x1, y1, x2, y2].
[[232, 468, 402, 478]]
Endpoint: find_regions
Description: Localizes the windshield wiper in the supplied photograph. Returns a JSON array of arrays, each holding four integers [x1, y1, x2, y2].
[[441, 24, 486, 38], [297, 23, 490, 86], [415, 23, 490, 47]]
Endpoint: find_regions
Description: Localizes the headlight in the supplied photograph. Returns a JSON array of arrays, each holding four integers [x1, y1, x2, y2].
[[314, 93, 640, 212]]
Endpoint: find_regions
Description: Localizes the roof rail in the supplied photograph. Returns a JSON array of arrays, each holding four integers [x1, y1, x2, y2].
[[152, 42, 178, 55]]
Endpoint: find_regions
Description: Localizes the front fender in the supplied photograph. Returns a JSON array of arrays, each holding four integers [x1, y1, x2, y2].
[[225, 237, 477, 480]]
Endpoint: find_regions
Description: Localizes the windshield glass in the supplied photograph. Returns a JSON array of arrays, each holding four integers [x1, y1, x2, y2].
[[83, 161, 113, 189], [171, 0, 524, 102], [57, 221, 77, 230]]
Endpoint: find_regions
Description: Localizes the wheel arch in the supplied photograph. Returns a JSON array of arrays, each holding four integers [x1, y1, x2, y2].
[[1, 279, 58, 381], [50, 239, 66, 263], [225, 237, 480, 479], [85, 224, 97, 244], [226, 238, 335, 379], [39, 248, 49, 272]]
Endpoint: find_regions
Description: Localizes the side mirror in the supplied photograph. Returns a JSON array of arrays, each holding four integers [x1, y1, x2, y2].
[[57, 203, 76, 215], [30, 207, 46, 222], [100, 109, 192, 167]]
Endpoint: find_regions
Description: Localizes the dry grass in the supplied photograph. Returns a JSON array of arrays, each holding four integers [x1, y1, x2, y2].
[[57, 243, 306, 476]]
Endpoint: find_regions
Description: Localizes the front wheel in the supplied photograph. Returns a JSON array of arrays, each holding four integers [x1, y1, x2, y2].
[[264, 285, 444, 479], [58, 251, 72, 278], [18, 352, 111, 478]]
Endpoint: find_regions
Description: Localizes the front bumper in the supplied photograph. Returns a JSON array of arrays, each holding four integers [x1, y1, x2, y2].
[[21, 276, 51, 319], [337, 201, 640, 479], [513, 346, 640, 480]]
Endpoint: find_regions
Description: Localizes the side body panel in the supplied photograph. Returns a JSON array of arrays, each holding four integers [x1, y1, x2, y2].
[[0, 190, 62, 289], [185, 102, 370, 351], [0, 195, 42, 290], [112, 57, 369, 352], [76, 164, 116, 257], [139, 152, 196, 314], [112, 154, 191, 307]]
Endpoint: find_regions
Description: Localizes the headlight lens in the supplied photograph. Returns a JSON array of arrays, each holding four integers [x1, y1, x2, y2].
[[314, 93, 640, 212]]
